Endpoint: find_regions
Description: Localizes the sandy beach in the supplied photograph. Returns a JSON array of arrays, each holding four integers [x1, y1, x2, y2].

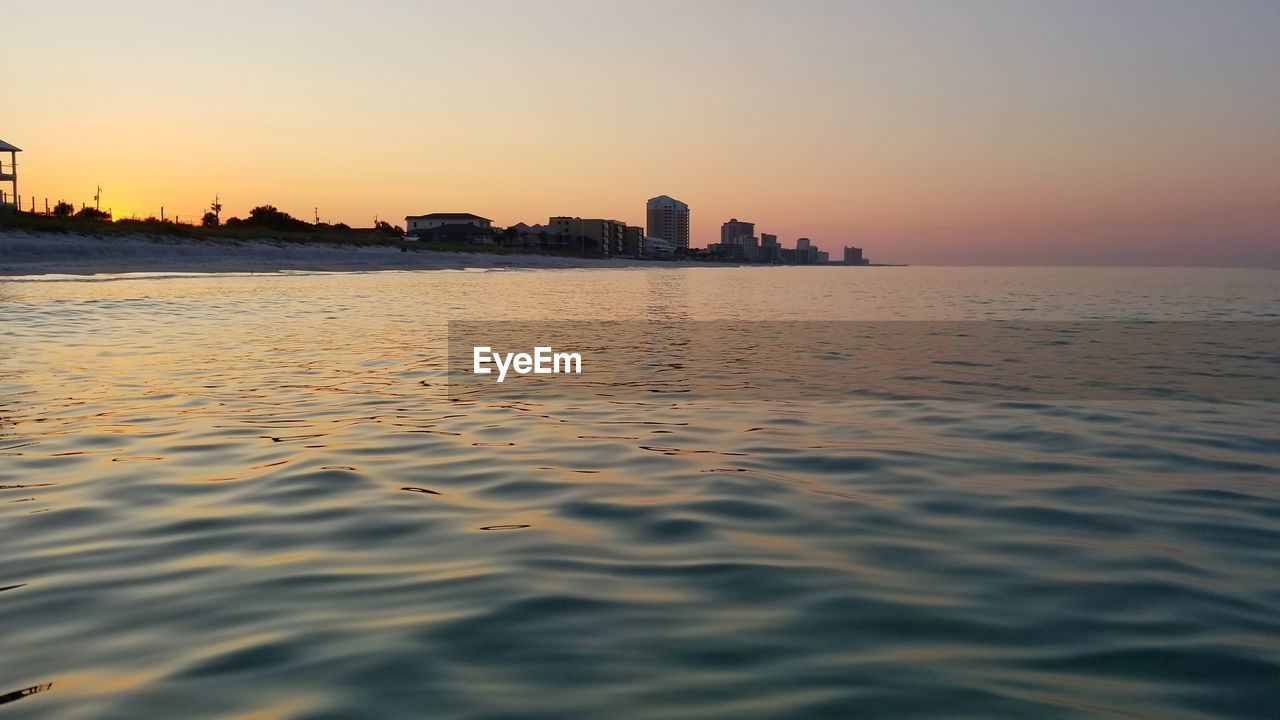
[[0, 230, 691, 276]]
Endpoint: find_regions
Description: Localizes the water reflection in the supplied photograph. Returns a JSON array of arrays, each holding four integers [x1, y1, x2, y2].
[[0, 268, 1277, 718], [0, 683, 52, 707], [644, 268, 693, 321]]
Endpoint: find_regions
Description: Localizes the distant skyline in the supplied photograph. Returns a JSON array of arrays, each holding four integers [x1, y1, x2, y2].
[[6, 0, 1279, 265]]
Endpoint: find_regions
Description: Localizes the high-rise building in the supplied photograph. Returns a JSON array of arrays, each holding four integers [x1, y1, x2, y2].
[[796, 237, 811, 251], [721, 218, 755, 245], [843, 246, 865, 265], [646, 195, 690, 252], [759, 233, 780, 263]]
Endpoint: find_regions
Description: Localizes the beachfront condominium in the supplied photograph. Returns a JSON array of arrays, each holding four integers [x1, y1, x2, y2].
[[622, 225, 645, 258], [646, 195, 690, 252], [760, 233, 780, 263], [721, 218, 755, 245], [550, 216, 627, 256], [790, 237, 820, 265], [719, 218, 758, 261]]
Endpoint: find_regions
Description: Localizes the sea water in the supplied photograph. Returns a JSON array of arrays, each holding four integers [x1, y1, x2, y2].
[[1, 266, 1277, 718]]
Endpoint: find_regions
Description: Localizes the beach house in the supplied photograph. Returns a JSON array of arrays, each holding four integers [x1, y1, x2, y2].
[[404, 212, 492, 233], [404, 212, 494, 243]]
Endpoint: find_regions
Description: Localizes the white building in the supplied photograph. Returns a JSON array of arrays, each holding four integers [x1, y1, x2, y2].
[[645, 236, 677, 258], [404, 212, 492, 232]]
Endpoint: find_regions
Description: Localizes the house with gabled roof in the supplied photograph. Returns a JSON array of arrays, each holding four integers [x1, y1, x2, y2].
[[403, 212, 492, 233]]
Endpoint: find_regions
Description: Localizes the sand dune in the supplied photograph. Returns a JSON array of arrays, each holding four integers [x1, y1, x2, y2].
[[0, 230, 683, 276]]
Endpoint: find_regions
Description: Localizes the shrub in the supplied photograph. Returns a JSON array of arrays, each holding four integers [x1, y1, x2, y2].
[[244, 205, 310, 231], [75, 207, 111, 221]]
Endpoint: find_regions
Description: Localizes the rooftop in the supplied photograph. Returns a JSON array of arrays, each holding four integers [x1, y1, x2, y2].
[[404, 212, 492, 222], [0, 139, 22, 152], [646, 195, 687, 209]]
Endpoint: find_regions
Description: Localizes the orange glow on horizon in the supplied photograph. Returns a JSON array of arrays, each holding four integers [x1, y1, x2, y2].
[[5, 1, 1279, 266]]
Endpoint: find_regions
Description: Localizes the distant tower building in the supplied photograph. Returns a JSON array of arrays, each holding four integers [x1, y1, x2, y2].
[[646, 195, 689, 252], [720, 218, 755, 245], [759, 233, 780, 263], [843, 246, 865, 265], [793, 238, 818, 264]]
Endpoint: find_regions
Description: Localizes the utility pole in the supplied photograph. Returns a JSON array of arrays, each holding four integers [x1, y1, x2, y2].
[[314, 207, 319, 224], [212, 194, 221, 222], [94, 185, 102, 211]]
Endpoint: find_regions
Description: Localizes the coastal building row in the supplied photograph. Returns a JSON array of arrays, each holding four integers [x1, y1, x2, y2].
[[402, 201, 869, 265], [706, 218, 869, 265], [404, 195, 689, 259]]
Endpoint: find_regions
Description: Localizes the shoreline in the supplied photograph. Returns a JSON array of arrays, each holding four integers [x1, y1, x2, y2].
[[0, 230, 718, 276]]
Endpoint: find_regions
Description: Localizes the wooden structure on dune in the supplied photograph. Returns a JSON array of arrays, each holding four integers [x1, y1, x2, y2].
[[0, 138, 20, 209]]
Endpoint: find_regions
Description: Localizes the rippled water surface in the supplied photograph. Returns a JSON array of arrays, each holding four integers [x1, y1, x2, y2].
[[2, 267, 1278, 719]]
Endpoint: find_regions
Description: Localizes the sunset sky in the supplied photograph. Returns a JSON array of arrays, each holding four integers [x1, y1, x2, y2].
[[7, 0, 1279, 265]]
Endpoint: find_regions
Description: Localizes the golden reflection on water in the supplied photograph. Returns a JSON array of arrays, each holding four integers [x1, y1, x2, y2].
[[1, 268, 1278, 718]]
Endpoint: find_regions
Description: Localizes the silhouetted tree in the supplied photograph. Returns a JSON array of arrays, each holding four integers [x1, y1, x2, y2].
[[201, 211, 219, 227], [374, 221, 402, 237], [75, 207, 110, 221], [243, 205, 309, 231], [53, 201, 73, 217]]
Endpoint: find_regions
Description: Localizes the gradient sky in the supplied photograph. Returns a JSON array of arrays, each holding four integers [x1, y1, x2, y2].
[[6, 0, 1279, 265]]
